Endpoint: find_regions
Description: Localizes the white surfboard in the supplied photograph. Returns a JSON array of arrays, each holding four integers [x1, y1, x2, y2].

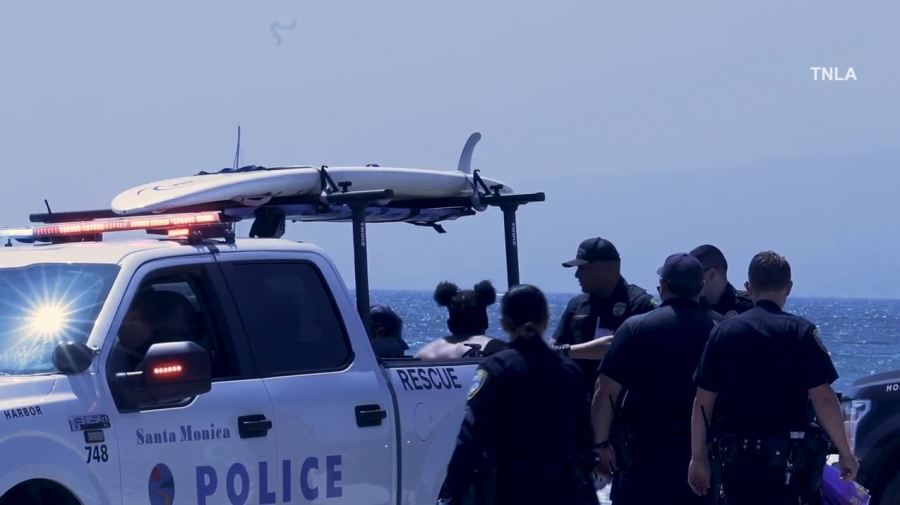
[[111, 166, 512, 215]]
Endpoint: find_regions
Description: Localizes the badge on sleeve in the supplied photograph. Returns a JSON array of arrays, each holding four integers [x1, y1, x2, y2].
[[468, 369, 489, 400], [811, 327, 827, 351], [612, 302, 627, 317], [725, 310, 738, 319]]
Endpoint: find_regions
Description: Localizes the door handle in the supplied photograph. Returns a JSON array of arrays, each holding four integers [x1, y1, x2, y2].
[[355, 404, 387, 427], [238, 414, 273, 439]]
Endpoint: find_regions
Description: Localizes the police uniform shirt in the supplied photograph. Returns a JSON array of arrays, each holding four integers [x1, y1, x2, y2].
[[552, 278, 656, 383], [440, 337, 598, 505], [693, 300, 839, 436], [704, 282, 754, 319], [599, 298, 720, 446]]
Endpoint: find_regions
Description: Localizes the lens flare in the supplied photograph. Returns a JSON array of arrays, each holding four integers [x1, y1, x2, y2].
[[25, 303, 70, 338]]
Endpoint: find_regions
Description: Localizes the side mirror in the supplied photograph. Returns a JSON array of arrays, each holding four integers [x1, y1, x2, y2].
[[53, 341, 94, 374], [115, 341, 211, 408]]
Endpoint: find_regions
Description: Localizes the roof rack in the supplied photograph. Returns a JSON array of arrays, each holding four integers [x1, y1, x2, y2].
[[24, 183, 544, 334]]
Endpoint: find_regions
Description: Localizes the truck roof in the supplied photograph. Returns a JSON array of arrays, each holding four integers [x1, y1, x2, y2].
[[0, 238, 319, 268]]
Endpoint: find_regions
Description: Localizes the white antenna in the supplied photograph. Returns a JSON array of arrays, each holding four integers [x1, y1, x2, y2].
[[233, 125, 242, 170]]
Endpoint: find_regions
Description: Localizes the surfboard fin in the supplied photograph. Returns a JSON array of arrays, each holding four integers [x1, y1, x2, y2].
[[457, 132, 481, 174]]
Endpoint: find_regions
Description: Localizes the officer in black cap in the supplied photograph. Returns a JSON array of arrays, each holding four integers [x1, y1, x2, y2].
[[592, 253, 719, 505], [690, 244, 753, 318], [688, 251, 859, 505], [551, 237, 656, 386]]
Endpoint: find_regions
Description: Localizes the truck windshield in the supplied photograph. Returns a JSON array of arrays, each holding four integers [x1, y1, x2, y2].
[[0, 263, 118, 374]]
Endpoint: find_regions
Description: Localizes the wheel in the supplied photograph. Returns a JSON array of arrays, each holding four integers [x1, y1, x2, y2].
[[0, 480, 80, 505]]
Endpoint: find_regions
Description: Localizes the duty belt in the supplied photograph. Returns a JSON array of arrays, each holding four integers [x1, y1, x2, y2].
[[712, 428, 829, 495]]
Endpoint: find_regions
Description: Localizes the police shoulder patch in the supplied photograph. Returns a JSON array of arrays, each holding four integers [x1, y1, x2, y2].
[[811, 326, 827, 351], [468, 369, 489, 400], [725, 310, 738, 319], [612, 302, 627, 317]]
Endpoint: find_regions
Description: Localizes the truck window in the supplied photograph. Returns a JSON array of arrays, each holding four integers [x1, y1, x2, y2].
[[0, 263, 118, 374], [108, 270, 240, 379], [224, 262, 352, 376]]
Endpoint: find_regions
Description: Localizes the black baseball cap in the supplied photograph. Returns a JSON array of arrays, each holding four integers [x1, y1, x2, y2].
[[657, 253, 704, 291], [562, 237, 621, 268]]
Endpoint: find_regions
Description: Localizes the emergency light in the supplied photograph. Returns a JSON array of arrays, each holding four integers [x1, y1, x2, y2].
[[0, 211, 222, 241], [152, 364, 184, 377]]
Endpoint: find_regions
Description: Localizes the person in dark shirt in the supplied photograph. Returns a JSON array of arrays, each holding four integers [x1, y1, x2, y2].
[[689, 251, 858, 505], [369, 305, 409, 358], [109, 291, 156, 372], [109, 289, 199, 373], [592, 253, 718, 504], [417, 281, 507, 360], [551, 237, 656, 385], [690, 244, 753, 318], [439, 284, 598, 505]]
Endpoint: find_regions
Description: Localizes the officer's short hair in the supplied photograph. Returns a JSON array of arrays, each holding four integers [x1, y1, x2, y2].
[[690, 244, 728, 273], [748, 251, 791, 292]]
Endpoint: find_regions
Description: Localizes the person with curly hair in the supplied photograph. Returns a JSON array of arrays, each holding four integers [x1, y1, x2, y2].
[[415, 280, 508, 360]]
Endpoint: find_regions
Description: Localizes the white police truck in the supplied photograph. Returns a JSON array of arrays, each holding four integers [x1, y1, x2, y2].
[[0, 162, 545, 505]]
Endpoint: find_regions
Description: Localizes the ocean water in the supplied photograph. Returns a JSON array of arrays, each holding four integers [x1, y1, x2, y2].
[[370, 291, 900, 390]]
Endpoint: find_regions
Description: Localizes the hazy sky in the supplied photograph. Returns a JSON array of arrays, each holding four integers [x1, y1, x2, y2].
[[1, 1, 898, 297]]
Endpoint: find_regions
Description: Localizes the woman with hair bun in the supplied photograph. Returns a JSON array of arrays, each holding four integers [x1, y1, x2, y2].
[[439, 284, 598, 504], [415, 280, 508, 360]]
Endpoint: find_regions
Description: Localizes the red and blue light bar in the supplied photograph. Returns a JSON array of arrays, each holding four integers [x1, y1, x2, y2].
[[0, 211, 222, 240]]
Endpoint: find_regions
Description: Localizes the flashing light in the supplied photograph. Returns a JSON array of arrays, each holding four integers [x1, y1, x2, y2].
[[166, 228, 190, 237], [34, 212, 221, 237], [153, 364, 184, 377], [0, 212, 222, 241], [0, 227, 35, 239]]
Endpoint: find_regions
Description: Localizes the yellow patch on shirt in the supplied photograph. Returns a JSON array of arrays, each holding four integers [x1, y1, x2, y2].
[[468, 369, 488, 400]]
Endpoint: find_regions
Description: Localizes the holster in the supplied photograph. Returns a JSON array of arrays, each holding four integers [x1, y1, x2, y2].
[[790, 428, 829, 494], [609, 421, 637, 472], [707, 433, 731, 505]]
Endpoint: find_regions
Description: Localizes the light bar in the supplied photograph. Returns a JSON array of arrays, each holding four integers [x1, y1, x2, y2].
[[0, 212, 222, 241], [34, 212, 221, 238]]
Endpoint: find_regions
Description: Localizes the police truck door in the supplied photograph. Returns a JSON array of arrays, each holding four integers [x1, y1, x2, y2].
[[220, 256, 396, 504], [107, 259, 279, 505]]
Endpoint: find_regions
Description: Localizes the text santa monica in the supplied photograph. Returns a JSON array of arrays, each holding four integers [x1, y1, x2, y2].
[[137, 423, 232, 445]]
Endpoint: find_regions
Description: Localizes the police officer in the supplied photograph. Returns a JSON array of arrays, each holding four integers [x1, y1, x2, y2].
[[439, 285, 598, 505], [592, 253, 719, 504], [688, 251, 859, 505], [552, 237, 656, 384], [690, 244, 753, 318]]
